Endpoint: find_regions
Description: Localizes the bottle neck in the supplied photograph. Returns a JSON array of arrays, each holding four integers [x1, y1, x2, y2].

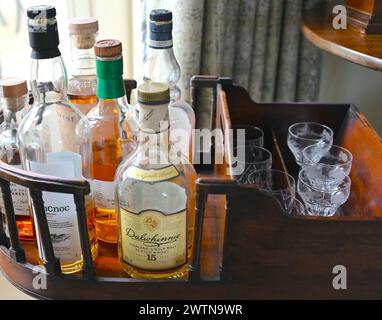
[[30, 55, 68, 104], [97, 96, 130, 113], [96, 56, 125, 100], [144, 45, 181, 102], [138, 101, 170, 155], [70, 34, 96, 77]]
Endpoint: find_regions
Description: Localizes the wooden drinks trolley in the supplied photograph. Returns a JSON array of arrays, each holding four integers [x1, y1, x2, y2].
[[0, 76, 381, 299]]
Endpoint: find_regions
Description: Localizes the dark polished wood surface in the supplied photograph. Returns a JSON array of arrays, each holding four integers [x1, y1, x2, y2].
[[303, 1, 382, 71]]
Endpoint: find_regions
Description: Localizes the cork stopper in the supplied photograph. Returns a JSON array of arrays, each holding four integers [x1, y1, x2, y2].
[[94, 39, 122, 58], [0, 78, 28, 98], [138, 82, 170, 104], [69, 17, 98, 35], [69, 17, 98, 49]]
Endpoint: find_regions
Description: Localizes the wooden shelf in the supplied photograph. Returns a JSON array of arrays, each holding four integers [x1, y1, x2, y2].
[[302, 1, 382, 72]]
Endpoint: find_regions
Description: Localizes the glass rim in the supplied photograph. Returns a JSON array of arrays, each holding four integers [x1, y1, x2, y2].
[[249, 169, 296, 193], [302, 144, 353, 167], [233, 145, 272, 165], [298, 167, 352, 192], [288, 122, 334, 142], [232, 124, 264, 135]]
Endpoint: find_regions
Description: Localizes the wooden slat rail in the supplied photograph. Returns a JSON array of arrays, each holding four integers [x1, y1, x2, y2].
[[190, 76, 233, 131], [123, 79, 137, 103], [0, 160, 94, 279]]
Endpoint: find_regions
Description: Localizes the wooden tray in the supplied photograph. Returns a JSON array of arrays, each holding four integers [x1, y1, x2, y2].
[[0, 77, 382, 299]]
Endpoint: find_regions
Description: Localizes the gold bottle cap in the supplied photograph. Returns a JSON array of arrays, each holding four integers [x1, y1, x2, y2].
[[94, 39, 122, 57], [0, 78, 28, 98], [137, 82, 170, 104], [69, 17, 98, 35]]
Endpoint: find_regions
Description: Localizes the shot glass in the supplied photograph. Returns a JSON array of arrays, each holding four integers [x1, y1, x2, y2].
[[249, 169, 296, 213], [232, 124, 264, 149], [289, 198, 307, 216], [231, 146, 272, 184], [287, 122, 333, 166], [297, 167, 351, 217], [302, 144, 353, 188]]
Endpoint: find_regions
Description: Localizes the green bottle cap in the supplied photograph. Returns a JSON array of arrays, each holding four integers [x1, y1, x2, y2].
[[95, 39, 125, 99]]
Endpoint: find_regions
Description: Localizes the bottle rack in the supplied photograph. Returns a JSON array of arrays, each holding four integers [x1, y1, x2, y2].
[[0, 76, 382, 299]]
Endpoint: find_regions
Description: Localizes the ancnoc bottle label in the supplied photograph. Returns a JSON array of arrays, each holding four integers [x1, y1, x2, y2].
[[120, 208, 187, 270], [28, 152, 83, 265]]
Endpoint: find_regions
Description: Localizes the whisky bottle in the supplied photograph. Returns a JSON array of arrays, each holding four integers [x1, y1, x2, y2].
[[116, 82, 196, 279], [68, 17, 98, 115], [0, 78, 33, 241], [88, 40, 138, 243], [142, 9, 195, 162], [18, 5, 97, 274]]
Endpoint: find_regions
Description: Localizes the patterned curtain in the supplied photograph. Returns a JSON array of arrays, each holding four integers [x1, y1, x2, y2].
[[144, 0, 323, 128]]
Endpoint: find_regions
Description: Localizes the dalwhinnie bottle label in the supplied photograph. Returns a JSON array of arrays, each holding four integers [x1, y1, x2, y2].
[[120, 208, 187, 270], [126, 165, 179, 182]]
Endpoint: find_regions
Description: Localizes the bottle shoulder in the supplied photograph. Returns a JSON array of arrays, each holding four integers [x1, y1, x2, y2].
[[86, 100, 139, 133], [116, 147, 196, 184], [18, 102, 90, 139]]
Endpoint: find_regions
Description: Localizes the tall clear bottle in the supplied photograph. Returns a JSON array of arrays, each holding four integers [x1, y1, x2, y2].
[[142, 9, 195, 162], [88, 39, 138, 244], [18, 5, 97, 274], [116, 82, 196, 279], [68, 17, 98, 116], [0, 78, 33, 241]]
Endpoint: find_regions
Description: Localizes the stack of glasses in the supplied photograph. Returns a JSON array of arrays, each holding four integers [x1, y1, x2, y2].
[[231, 125, 306, 216], [287, 122, 353, 217]]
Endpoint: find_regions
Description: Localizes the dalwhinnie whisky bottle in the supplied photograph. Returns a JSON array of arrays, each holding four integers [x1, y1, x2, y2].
[[87, 39, 138, 243], [0, 78, 33, 241], [116, 82, 196, 279], [68, 17, 98, 115], [18, 5, 97, 274]]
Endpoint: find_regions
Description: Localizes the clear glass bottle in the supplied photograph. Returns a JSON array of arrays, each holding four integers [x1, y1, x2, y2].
[[87, 39, 138, 244], [142, 9, 195, 162], [116, 82, 196, 279], [0, 78, 33, 241], [18, 5, 97, 274], [67, 17, 98, 115]]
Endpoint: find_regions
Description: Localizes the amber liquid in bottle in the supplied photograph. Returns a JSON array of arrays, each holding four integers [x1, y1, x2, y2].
[[89, 100, 136, 243], [68, 93, 97, 115], [0, 145, 33, 242]]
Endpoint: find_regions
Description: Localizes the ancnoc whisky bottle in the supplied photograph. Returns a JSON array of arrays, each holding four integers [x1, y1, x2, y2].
[[142, 9, 195, 162], [87, 39, 138, 243], [0, 78, 33, 241], [18, 5, 97, 274], [116, 82, 196, 279], [68, 17, 98, 115]]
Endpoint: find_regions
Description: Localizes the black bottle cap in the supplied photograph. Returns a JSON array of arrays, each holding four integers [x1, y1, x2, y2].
[[150, 9, 172, 22], [27, 5, 61, 59], [27, 5, 56, 19]]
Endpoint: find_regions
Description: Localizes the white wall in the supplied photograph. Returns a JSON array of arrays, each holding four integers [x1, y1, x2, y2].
[[319, 52, 382, 134]]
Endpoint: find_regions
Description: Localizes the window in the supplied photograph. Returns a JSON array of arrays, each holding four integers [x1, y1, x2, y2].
[[0, 0, 138, 81]]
